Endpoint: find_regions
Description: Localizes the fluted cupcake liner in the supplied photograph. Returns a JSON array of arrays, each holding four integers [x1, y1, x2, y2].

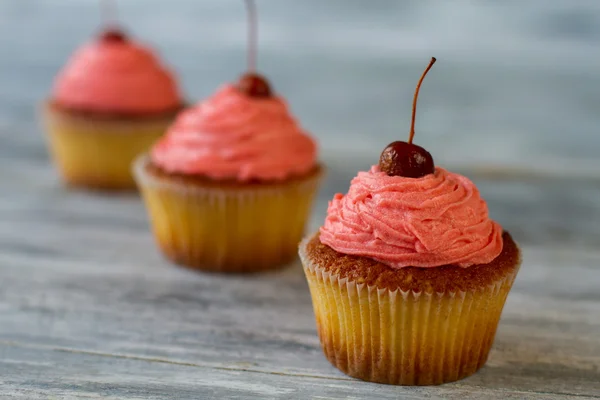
[[42, 105, 174, 190], [299, 238, 520, 385], [133, 155, 323, 273]]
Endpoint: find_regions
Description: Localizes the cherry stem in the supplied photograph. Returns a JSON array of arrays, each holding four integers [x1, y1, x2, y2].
[[244, 0, 258, 72], [100, 0, 118, 27], [408, 57, 436, 144]]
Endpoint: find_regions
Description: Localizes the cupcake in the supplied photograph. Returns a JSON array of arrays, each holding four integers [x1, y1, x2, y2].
[[42, 27, 183, 190], [133, 2, 322, 273], [299, 58, 521, 385], [133, 81, 322, 273]]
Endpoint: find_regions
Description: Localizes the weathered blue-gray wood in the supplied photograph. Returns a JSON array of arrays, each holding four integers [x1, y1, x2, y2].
[[1, 165, 599, 399], [5, 343, 593, 400], [2, 0, 600, 398]]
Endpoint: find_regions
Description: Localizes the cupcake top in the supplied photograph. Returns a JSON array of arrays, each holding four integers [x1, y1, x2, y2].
[[150, 83, 318, 182], [319, 166, 503, 269], [320, 57, 503, 269], [52, 29, 181, 116]]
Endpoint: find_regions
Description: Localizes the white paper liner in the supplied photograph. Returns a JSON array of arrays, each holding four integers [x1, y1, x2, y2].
[[41, 106, 175, 189], [133, 155, 323, 272], [299, 236, 520, 385]]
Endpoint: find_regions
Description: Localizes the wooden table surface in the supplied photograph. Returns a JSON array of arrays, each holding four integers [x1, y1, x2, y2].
[[2, 1, 600, 399], [1, 153, 599, 400]]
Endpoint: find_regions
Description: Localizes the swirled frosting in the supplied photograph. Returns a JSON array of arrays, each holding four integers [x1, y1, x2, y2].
[[320, 166, 503, 268], [52, 33, 181, 115], [151, 84, 317, 181]]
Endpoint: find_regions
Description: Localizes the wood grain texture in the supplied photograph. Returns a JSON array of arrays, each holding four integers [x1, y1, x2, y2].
[[5, 343, 593, 400], [2, 132, 600, 399], [2, 1, 600, 398], [1, 157, 600, 398]]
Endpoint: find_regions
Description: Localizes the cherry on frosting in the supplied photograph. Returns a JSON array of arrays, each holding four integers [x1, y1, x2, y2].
[[379, 57, 437, 178], [237, 72, 272, 98], [379, 141, 434, 178], [236, 0, 273, 98], [99, 27, 127, 43]]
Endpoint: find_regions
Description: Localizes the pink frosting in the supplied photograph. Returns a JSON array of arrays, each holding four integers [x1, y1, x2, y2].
[[151, 84, 317, 181], [320, 166, 503, 268], [53, 35, 181, 114]]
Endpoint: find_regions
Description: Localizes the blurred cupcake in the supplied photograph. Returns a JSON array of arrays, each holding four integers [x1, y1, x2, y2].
[[134, 81, 323, 273], [134, 0, 322, 273], [299, 58, 521, 385], [42, 27, 183, 190]]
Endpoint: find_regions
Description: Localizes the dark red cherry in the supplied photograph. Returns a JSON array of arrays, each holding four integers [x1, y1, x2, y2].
[[237, 2, 272, 98], [237, 72, 272, 98], [99, 27, 127, 43], [379, 141, 434, 178], [378, 57, 437, 178]]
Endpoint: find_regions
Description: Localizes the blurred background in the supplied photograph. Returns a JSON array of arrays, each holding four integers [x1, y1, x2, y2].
[[1, 0, 600, 247], [2, 3, 600, 395], [3, 0, 600, 165]]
